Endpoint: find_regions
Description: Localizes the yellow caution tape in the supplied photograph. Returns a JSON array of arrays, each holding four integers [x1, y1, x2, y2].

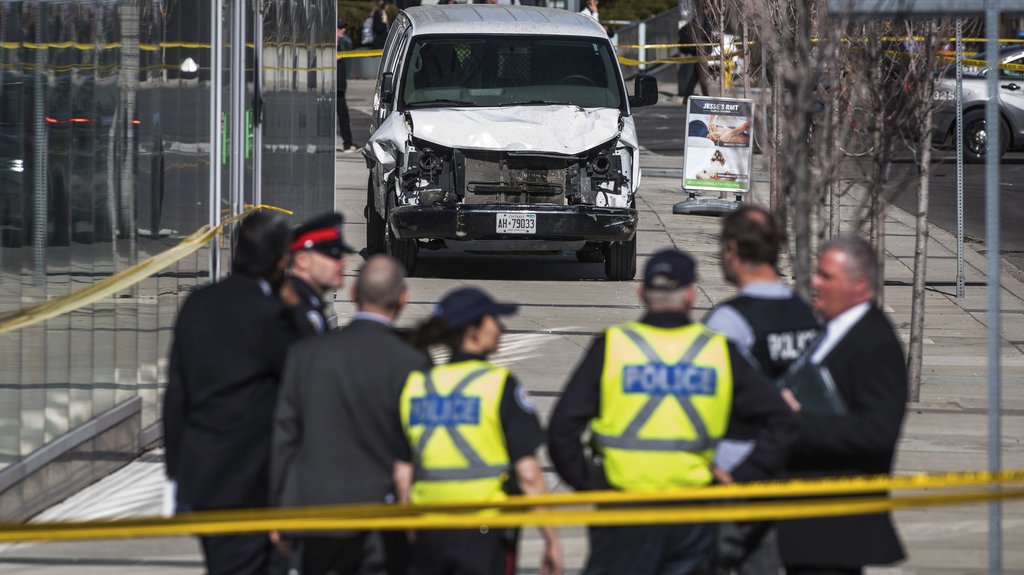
[[618, 55, 704, 66], [6, 38, 1023, 56], [2, 484, 1022, 543], [0, 205, 288, 335], [338, 49, 383, 59], [616, 41, 754, 50], [379, 469, 1024, 509], [946, 55, 1024, 73]]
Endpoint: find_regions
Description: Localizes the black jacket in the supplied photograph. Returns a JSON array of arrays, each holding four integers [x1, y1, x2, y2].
[[547, 312, 799, 490], [778, 305, 908, 568], [371, 11, 387, 49], [288, 276, 330, 336], [271, 318, 429, 510], [164, 274, 302, 510]]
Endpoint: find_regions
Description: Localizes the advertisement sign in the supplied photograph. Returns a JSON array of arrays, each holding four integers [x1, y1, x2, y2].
[[682, 96, 755, 193]]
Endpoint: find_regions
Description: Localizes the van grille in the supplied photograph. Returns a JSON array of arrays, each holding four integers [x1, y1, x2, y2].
[[462, 155, 567, 205]]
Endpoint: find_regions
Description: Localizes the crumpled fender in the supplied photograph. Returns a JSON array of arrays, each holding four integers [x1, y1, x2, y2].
[[361, 112, 410, 183]]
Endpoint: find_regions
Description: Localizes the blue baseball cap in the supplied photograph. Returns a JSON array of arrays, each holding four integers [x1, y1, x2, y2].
[[434, 287, 518, 328], [643, 249, 696, 291]]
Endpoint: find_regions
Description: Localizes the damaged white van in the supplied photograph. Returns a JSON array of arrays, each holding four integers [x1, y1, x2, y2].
[[363, 4, 658, 279]]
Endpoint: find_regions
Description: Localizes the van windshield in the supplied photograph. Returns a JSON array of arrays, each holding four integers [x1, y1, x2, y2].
[[400, 35, 625, 110]]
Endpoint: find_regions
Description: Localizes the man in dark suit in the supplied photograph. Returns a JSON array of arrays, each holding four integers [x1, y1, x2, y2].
[[163, 210, 302, 575], [271, 254, 428, 575], [777, 235, 908, 574]]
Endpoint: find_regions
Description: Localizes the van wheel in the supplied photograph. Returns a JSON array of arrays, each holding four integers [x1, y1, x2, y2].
[[385, 196, 418, 275], [366, 174, 386, 254], [576, 244, 604, 263], [605, 235, 636, 281]]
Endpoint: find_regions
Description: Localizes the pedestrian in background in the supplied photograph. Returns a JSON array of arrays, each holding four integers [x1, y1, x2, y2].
[[703, 206, 821, 574], [336, 21, 357, 153], [395, 287, 562, 575], [676, 18, 699, 100], [548, 248, 798, 575], [368, 1, 388, 49], [163, 210, 302, 575], [272, 255, 425, 575], [579, 0, 598, 20], [777, 236, 907, 574], [284, 212, 354, 335]]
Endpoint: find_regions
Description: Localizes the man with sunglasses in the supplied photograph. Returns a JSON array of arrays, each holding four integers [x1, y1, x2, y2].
[[285, 212, 354, 335]]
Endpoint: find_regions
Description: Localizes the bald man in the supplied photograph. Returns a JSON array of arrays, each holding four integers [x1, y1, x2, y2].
[[272, 255, 429, 575]]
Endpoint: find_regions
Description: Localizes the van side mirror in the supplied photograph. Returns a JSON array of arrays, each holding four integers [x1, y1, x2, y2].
[[628, 75, 658, 108], [381, 72, 394, 103]]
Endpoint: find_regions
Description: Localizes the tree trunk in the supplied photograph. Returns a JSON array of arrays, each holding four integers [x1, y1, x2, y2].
[[908, 23, 939, 402], [769, 57, 780, 214], [908, 105, 932, 402]]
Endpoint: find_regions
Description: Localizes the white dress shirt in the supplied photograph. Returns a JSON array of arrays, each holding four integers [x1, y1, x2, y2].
[[811, 301, 871, 364]]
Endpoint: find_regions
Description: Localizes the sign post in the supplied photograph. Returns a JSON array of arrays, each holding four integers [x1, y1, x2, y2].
[[674, 96, 754, 215]]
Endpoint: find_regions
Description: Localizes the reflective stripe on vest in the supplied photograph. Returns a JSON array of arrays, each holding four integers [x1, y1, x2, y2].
[[413, 368, 508, 482], [400, 360, 512, 504], [592, 327, 716, 453], [590, 322, 733, 491]]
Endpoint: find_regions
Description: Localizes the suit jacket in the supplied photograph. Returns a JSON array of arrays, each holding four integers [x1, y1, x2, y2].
[[778, 305, 908, 568], [163, 274, 302, 511], [271, 318, 429, 512]]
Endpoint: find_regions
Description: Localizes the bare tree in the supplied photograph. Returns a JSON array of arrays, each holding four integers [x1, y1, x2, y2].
[[709, 6, 954, 404], [904, 21, 950, 402]]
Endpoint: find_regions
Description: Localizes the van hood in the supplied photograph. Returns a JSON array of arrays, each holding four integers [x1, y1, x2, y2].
[[407, 106, 624, 155]]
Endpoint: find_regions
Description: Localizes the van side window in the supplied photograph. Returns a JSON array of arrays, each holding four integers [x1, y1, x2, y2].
[[375, 19, 411, 114]]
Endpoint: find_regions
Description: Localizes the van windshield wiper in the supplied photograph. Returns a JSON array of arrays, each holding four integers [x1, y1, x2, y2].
[[405, 99, 477, 108], [498, 100, 574, 107]]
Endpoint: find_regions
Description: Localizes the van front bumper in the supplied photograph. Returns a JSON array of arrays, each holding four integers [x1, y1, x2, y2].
[[388, 204, 638, 242]]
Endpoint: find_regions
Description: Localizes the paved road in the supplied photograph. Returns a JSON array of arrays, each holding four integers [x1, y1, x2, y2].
[[886, 150, 1024, 277]]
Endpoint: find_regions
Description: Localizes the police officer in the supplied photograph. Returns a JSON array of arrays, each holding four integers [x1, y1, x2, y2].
[[703, 206, 821, 574], [547, 248, 798, 575], [705, 206, 821, 379], [285, 212, 354, 335], [394, 287, 562, 575]]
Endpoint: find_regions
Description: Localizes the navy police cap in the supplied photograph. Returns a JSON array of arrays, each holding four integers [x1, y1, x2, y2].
[[434, 287, 518, 329], [643, 248, 696, 291], [290, 212, 356, 258]]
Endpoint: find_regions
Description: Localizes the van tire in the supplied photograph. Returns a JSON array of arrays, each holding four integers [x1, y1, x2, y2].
[[605, 235, 636, 281], [385, 195, 418, 275], [366, 174, 386, 255]]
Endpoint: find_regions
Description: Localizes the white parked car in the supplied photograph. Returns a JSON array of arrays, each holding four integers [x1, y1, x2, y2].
[[932, 46, 1024, 163], [362, 4, 658, 279]]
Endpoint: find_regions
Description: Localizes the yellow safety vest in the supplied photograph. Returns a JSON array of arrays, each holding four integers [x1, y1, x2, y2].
[[400, 360, 511, 504], [591, 322, 733, 491]]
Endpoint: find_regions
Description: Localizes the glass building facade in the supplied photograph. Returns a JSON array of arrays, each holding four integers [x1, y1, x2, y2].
[[0, 0, 334, 492]]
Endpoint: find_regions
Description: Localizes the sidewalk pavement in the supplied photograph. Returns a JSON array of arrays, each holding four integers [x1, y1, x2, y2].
[[0, 79, 1020, 573]]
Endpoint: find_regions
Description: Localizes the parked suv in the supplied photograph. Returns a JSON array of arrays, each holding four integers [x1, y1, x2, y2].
[[362, 4, 658, 279]]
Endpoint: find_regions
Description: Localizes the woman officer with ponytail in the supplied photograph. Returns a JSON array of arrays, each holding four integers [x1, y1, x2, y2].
[[394, 286, 562, 575]]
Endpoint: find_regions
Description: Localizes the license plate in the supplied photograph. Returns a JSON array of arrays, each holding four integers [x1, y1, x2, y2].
[[496, 212, 536, 234]]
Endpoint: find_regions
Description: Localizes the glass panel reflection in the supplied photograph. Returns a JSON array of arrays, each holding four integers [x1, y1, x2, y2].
[[0, 0, 334, 477]]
